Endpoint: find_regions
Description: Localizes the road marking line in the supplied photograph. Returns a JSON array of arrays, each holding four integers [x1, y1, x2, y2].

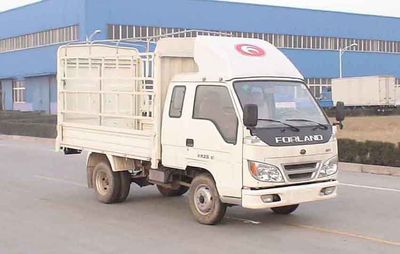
[[34, 175, 86, 188], [288, 223, 400, 247], [226, 217, 261, 225], [340, 183, 400, 193]]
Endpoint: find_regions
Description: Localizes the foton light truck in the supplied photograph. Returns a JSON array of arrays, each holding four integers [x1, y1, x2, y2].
[[56, 36, 344, 225]]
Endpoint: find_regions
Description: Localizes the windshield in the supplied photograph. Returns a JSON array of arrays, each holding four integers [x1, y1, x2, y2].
[[234, 80, 329, 128]]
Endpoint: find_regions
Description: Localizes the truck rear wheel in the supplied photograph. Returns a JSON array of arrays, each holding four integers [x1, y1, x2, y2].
[[117, 171, 131, 202], [93, 162, 121, 204], [157, 185, 189, 197], [188, 174, 226, 225], [271, 204, 299, 215]]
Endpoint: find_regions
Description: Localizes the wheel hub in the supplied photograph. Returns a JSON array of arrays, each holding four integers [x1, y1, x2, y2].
[[194, 184, 214, 215], [95, 171, 110, 196]]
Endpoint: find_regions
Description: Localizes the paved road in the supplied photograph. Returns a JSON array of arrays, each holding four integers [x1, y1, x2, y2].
[[0, 138, 399, 254]]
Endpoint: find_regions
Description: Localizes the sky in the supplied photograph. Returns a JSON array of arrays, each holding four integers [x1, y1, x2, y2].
[[0, 0, 39, 12], [0, 0, 399, 18], [224, 0, 400, 17]]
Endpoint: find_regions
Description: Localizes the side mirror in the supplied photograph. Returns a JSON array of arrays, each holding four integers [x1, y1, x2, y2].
[[243, 104, 258, 127], [335, 101, 345, 129]]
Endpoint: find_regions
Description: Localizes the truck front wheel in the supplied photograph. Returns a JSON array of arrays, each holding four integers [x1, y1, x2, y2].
[[93, 162, 121, 204], [271, 204, 299, 215], [188, 174, 226, 225], [157, 185, 188, 197]]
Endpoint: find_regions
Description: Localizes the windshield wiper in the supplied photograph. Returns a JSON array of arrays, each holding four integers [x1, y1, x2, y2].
[[285, 119, 328, 130], [258, 118, 300, 132]]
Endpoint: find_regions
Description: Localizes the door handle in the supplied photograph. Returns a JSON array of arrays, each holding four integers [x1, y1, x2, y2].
[[186, 138, 194, 147]]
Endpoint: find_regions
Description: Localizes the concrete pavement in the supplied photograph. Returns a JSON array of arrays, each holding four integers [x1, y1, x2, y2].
[[0, 138, 399, 254]]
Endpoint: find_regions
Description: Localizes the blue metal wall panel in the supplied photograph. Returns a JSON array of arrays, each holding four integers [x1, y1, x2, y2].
[[82, 0, 400, 77], [282, 49, 400, 78], [0, 45, 58, 79], [1, 0, 400, 114], [26, 76, 51, 113], [0, 0, 85, 39], [0, 0, 399, 79], [85, 0, 400, 41]]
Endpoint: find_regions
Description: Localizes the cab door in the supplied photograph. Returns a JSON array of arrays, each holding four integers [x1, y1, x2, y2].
[[161, 84, 189, 169], [185, 84, 243, 199]]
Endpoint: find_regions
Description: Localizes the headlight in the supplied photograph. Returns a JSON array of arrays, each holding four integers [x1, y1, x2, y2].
[[249, 161, 284, 182], [318, 156, 338, 178]]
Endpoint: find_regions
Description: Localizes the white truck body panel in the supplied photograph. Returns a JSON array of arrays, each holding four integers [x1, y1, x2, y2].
[[192, 36, 303, 81], [396, 84, 400, 106], [332, 76, 398, 106]]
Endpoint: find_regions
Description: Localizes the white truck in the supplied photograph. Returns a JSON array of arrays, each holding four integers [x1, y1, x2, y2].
[[56, 35, 344, 225], [332, 76, 400, 108]]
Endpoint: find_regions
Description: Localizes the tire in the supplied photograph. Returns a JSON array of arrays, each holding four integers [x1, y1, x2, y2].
[[271, 204, 299, 215], [117, 171, 131, 202], [188, 174, 226, 225], [93, 162, 121, 204], [157, 185, 189, 197]]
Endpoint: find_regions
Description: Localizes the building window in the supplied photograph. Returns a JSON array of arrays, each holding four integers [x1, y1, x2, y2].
[[13, 81, 26, 103], [304, 78, 332, 99], [107, 24, 400, 54], [395, 78, 400, 87], [0, 25, 79, 53]]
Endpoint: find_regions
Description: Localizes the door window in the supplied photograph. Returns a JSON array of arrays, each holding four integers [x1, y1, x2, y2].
[[169, 86, 186, 118], [193, 86, 238, 144]]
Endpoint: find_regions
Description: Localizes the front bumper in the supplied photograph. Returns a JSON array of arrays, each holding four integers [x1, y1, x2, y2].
[[242, 180, 338, 209]]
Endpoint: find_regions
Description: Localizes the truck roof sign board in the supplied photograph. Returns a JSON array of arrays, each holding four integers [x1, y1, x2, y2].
[[156, 36, 303, 82]]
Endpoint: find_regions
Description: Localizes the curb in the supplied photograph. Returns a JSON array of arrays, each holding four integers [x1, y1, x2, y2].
[[0, 134, 55, 145], [339, 162, 400, 177]]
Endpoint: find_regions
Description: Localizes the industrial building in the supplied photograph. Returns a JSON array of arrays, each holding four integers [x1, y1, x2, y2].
[[1, 0, 400, 114]]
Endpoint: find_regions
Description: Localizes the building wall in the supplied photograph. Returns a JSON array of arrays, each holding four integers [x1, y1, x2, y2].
[[0, 45, 59, 79], [0, 0, 83, 114], [2, 0, 400, 79], [0, 76, 57, 113], [1, 0, 400, 113], [282, 49, 400, 78], [27, 76, 52, 113], [0, 0, 85, 79], [0, 0, 85, 39], [85, 0, 400, 79], [85, 0, 400, 40], [1, 80, 13, 110]]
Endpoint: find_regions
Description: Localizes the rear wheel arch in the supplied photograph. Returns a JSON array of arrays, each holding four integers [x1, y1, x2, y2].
[[87, 153, 132, 203], [87, 153, 112, 188], [87, 153, 132, 187]]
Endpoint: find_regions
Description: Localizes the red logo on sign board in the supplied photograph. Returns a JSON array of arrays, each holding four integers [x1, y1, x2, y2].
[[235, 44, 265, 57]]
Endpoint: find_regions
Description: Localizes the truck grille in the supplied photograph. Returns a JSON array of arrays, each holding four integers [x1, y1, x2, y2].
[[284, 163, 317, 171], [283, 162, 319, 181]]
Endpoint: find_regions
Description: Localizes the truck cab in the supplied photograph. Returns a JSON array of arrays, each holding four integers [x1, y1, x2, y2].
[[159, 37, 339, 222]]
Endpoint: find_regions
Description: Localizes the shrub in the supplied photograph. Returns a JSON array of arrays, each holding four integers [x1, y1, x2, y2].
[[338, 139, 400, 167]]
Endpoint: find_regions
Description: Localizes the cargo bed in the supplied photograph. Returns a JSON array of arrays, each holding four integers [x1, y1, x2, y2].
[[56, 44, 157, 161]]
